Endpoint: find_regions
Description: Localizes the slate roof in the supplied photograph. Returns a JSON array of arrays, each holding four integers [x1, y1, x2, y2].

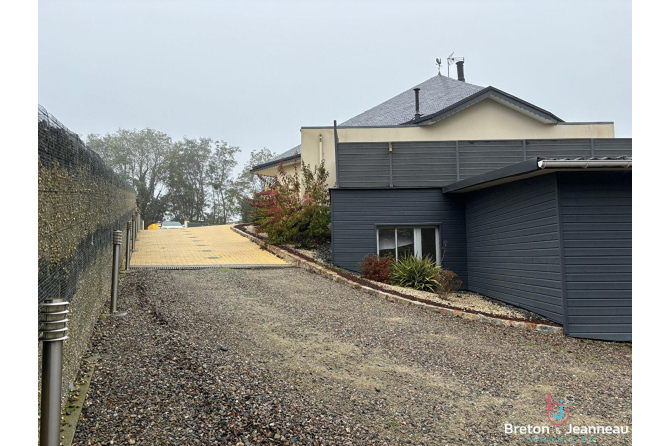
[[252, 73, 565, 172], [250, 144, 301, 173], [340, 74, 485, 127]]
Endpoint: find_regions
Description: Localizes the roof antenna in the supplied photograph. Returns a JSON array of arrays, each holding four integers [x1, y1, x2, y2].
[[446, 53, 464, 78], [436, 58, 442, 74]]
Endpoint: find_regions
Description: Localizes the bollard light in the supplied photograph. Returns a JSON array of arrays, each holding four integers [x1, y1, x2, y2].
[[110, 230, 122, 313], [39, 299, 69, 446], [126, 220, 132, 269]]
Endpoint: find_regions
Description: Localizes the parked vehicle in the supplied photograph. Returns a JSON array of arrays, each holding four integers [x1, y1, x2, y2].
[[159, 221, 184, 229]]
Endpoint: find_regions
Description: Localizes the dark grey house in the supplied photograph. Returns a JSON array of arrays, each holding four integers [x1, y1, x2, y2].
[[251, 65, 632, 341], [330, 139, 632, 341]]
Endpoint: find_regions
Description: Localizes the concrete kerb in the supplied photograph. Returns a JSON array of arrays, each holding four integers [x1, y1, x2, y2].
[[230, 226, 563, 336]]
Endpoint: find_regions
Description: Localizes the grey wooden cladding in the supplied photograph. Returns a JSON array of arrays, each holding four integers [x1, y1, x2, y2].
[[338, 143, 389, 188], [558, 171, 632, 341], [465, 174, 565, 323], [330, 188, 468, 285], [391, 142, 457, 186], [336, 138, 632, 188]]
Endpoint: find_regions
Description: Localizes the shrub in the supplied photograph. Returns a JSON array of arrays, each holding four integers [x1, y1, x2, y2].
[[391, 255, 441, 291], [251, 161, 330, 248], [359, 254, 394, 283], [434, 269, 463, 297]]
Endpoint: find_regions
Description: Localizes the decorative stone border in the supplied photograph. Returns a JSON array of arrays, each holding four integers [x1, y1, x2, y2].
[[231, 226, 563, 336]]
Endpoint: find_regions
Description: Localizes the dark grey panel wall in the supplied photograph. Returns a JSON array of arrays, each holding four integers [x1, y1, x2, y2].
[[338, 142, 389, 188], [594, 138, 633, 158], [336, 138, 632, 188], [392, 141, 457, 186], [330, 188, 468, 286], [459, 140, 524, 180], [525, 139, 592, 159], [465, 174, 565, 323], [558, 171, 632, 341]]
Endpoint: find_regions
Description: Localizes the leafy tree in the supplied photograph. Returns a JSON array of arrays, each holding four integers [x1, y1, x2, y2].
[[164, 137, 213, 222], [87, 129, 171, 225], [207, 141, 241, 225]]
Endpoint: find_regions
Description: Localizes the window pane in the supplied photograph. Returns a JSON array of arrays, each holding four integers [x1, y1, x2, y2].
[[397, 228, 414, 259], [421, 228, 437, 263], [378, 228, 396, 259]]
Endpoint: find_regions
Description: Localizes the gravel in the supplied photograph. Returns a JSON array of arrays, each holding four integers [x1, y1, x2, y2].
[[73, 268, 632, 445]]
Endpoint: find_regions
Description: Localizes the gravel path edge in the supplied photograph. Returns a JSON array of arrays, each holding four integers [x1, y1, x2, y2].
[[231, 225, 564, 336]]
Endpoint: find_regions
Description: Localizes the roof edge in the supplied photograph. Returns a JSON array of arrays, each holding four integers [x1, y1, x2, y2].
[[411, 87, 564, 126], [250, 155, 300, 173], [442, 157, 632, 193]]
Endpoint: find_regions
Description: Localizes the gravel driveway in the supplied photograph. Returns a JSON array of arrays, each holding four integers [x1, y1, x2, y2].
[[73, 268, 632, 445]]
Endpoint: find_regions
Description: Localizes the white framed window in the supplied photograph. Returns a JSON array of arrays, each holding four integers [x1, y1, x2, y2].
[[376, 226, 440, 262]]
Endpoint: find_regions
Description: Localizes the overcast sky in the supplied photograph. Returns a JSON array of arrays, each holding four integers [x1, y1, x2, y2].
[[38, 0, 631, 169]]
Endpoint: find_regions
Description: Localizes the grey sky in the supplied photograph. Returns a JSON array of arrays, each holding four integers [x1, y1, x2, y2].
[[39, 0, 631, 170]]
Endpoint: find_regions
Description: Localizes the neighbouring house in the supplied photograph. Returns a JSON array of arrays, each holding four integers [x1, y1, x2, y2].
[[252, 61, 632, 341]]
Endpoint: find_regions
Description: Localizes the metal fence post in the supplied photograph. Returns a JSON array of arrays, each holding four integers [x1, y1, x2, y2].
[[110, 230, 122, 313], [126, 220, 132, 268], [39, 299, 69, 446]]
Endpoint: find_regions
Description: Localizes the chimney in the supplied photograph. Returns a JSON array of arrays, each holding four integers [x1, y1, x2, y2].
[[414, 88, 421, 119], [456, 60, 465, 82]]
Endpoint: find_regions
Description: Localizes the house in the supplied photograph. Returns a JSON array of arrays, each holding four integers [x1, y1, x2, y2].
[[251, 61, 615, 185], [252, 62, 632, 341]]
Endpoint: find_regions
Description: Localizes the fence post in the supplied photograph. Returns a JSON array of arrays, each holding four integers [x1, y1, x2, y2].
[[39, 299, 69, 446], [126, 220, 132, 268], [110, 230, 122, 313]]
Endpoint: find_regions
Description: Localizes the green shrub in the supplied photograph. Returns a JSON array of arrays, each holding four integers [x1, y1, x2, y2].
[[434, 269, 463, 297], [251, 161, 330, 248], [391, 255, 441, 291], [359, 254, 394, 283]]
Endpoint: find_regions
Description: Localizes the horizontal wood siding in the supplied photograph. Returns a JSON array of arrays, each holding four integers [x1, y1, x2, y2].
[[594, 138, 633, 158], [336, 139, 632, 188], [525, 139, 592, 159], [465, 174, 564, 323], [330, 188, 468, 286], [459, 140, 524, 180], [338, 143, 390, 188], [392, 141, 457, 187], [558, 171, 632, 341]]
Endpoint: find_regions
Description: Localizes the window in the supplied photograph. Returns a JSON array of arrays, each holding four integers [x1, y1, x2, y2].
[[376, 226, 440, 262]]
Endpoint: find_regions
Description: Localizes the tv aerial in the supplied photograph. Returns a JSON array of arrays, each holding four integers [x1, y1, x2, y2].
[[445, 52, 464, 78], [446, 52, 455, 77]]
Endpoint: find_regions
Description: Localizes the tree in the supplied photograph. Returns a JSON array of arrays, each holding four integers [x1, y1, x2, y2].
[[87, 129, 171, 225], [207, 141, 241, 225], [235, 148, 276, 223], [164, 137, 213, 222]]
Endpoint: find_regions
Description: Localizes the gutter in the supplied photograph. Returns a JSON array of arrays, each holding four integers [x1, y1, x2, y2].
[[538, 159, 633, 169]]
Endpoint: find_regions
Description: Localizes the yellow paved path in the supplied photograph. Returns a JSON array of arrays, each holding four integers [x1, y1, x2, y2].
[[130, 224, 290, 268]]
